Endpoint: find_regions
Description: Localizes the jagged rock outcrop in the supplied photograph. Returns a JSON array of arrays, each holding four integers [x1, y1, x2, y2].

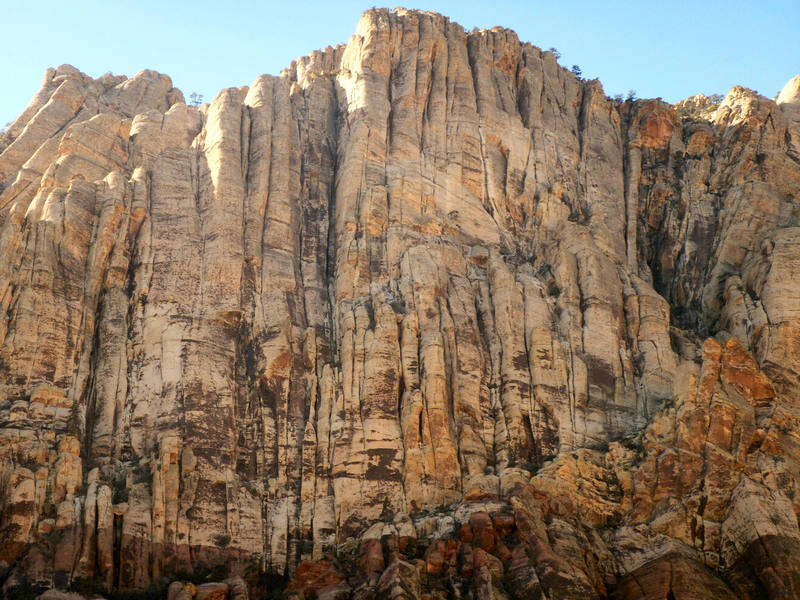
[[1, 8, 799, 599]]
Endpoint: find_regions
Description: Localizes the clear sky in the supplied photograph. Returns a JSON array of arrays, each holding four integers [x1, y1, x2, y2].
[[2, 1, 798, 127]]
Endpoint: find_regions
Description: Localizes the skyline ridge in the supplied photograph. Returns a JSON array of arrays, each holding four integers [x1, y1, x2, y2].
[[3, 1, 797, 126]]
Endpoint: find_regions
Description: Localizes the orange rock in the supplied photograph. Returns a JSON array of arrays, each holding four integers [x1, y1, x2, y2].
[[358, 538, 385, 577], [0, 8, 798, 600], [495, 543, 513, 563], [473, 548, 504, 581], [720, 338, 775, 406], [425, 546, 445, 576], [288, 561, 345, 593], [459, 543, 474, 577], [686, 130, 714, 156], [458, 524, 474, 543], [491, 514, 515, 537], [195, 582, 228, 600]]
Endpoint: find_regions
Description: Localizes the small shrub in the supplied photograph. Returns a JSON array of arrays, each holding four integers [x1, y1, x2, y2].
[[521, 461, 540, 476], [253, 571, 289, 600], [174, 563, 230, 585], [602, 510, 624, 530], [5, 582, 49, 600], [189, 92, 204, 108], [113, 486, 129, 504], [68, 576, 108, 597]]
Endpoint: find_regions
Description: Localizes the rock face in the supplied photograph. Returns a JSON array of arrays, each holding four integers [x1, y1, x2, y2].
[[0, 8, 799, 599]]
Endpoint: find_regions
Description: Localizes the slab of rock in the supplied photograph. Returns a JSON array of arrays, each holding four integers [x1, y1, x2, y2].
[[0, 7, 799, 600], [195, 582, 229, 600]]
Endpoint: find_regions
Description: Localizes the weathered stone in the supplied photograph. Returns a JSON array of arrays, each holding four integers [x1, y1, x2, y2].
[[287, 561, 345, 596], [224, 576, 249, 600], [0, 7, 798, 600], [195, 582, 229, 600]]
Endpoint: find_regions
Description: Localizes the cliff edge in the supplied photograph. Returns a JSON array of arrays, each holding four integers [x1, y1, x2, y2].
[[1, 8, 799, 600]]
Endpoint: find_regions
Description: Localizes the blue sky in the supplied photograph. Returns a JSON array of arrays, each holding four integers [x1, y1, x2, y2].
[[2, 1, 798, 126]]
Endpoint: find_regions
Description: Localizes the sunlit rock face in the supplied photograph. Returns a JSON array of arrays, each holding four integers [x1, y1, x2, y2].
[[1, 8, 799, 600]]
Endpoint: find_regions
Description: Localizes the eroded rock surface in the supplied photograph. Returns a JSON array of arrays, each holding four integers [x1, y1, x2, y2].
[[1, 8, 799, 599]]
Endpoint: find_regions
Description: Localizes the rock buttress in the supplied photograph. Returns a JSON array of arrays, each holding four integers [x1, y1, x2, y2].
[[0, 8, 799, 600]]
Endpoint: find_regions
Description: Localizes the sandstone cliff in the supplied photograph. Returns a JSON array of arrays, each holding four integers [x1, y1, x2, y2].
[[1, 9, 799, 600]]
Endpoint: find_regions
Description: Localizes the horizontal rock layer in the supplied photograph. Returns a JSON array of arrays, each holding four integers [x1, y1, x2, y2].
[[0, 8, 799, 600]]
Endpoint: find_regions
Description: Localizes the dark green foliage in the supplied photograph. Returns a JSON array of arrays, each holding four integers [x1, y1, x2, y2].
[[64, 576, 170, 600], [173, 563, 231, 585], [4, 582, 49, 600], [253, 571, 290, 600], [68, 577, 108, 597], [112, 486, 129, 504]]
